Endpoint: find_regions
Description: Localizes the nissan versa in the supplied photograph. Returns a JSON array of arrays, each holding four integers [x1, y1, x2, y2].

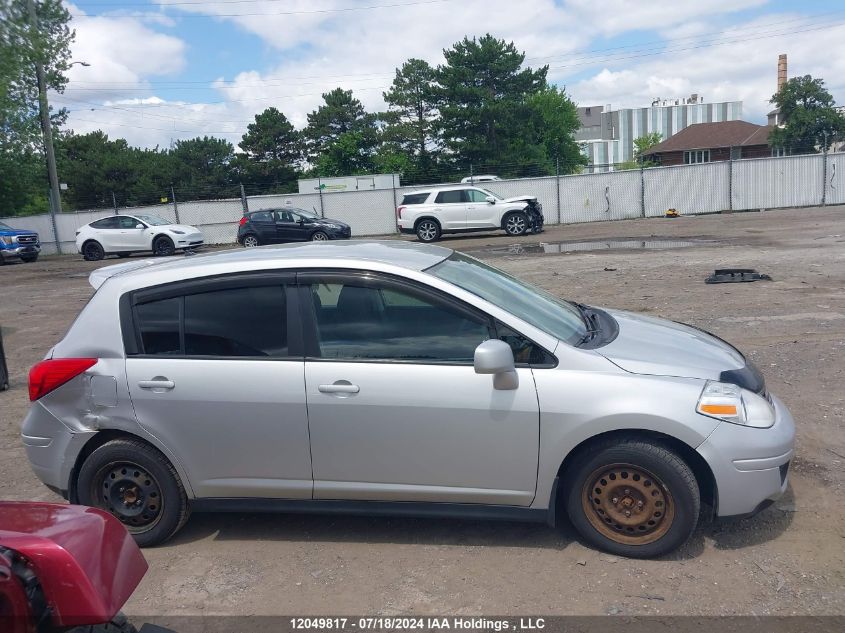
[[21, 241, 795, 557]]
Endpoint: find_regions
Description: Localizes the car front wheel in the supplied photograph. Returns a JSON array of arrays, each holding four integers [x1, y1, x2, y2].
[[153, 235, 175, 257], [503, 212, 529, 236], [311, 231, 329, 241], [76, 438, 190, 547], [564, 439, 700, 558]]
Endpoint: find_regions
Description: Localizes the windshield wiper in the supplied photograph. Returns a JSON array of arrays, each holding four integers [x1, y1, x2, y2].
[[574, 303, 601, 346]]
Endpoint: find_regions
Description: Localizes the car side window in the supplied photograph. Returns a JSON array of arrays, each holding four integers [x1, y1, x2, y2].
[[276, 210, 295, 223], [91, 217, 119, 229], [119, 216, 142, 229], [306, 280, 490, 363], [467, 190, 489, 203], [133, 285, 289, 358], [434, 190, 465, 204], [250, 211, 273, 222], [401, 193, 429, 205], [495, 321, 556, 367]]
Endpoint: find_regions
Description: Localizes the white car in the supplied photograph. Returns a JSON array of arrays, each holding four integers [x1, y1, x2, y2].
[[75, 214, 204, 261], [397, 185, 544, 242], [461, 175, 501, 183]]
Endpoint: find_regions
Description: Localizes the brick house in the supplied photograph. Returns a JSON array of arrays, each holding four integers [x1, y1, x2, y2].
[[641, 120, 775, 166]]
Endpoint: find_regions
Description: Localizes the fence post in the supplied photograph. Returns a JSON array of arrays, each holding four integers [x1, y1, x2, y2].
[[822, 132, 828, 206], [240, 183, 249, 214], [555, 155, 561, 224], [728, 149, 734, 212], [469, 163, 473, 184], [112, 192, 118, 215], [47, 187, 62, 255], [317, 176, 325, 218], [171, 186, 180, 224], [391, 173, 399, 233], [639, 162, 645, 218]]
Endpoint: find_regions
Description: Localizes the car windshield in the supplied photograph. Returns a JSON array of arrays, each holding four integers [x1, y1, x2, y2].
[[134, 214, 170, 226], [480, 188, 503, 200], [428, 252, 586, 345], [292, 208, 320, 220]]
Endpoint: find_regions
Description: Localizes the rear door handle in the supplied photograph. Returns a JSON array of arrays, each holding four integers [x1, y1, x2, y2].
[[138, 379, 175, 390], [318, 383, 360, 394]]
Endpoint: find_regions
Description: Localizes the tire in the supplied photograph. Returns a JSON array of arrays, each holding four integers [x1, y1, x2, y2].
[[415, 219, 441, 243], [242, 234, 260, 248], [82, 241, 105, 261], [310, 231, 329, 242], [153, 235, 175, 257], [67, 611, 138, 633], [20, 254, 38, 263], [563, 439, 700, 558], [503, 211, 529, 236], [76, 438, 190, 548], [117, 252, 131, 258]]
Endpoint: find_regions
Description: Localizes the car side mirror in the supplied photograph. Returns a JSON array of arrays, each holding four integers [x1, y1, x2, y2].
[[474, 339, 518, 390], [485, 195, 496, 204], [135, 224, 144, 229]]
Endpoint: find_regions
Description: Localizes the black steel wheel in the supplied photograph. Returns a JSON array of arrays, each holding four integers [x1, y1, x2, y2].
[[77, 438, 189, 547], [82, 241, 105, 261], [153, 235, 175, 257]]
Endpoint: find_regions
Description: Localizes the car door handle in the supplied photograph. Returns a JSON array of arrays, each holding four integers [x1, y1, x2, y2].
[[138, 379, 175, 390], [318, 383, 360, 394]]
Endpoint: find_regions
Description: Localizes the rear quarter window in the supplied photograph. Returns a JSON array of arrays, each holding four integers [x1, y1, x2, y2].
[[401, 193, 429, 205]]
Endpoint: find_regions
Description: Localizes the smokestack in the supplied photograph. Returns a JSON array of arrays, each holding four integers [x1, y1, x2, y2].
[[777, 54, 787, 92]]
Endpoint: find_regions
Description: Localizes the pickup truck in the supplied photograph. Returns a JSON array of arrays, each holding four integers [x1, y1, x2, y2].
[[0, 221, 40, 264]]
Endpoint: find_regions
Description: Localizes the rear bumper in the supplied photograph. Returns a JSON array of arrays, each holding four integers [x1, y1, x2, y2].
[[399, 227, 415, 235], [697, 394, 795, 517]]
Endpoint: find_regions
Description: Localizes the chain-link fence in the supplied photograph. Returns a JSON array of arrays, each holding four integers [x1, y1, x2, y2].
[[3, 152, 843, 255]]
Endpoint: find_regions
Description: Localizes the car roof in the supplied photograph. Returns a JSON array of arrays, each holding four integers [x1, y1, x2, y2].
[[403, 184, 485, 195], [89, 240, 454, 289]]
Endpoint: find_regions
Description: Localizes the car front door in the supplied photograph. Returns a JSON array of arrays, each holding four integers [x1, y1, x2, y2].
[[432, 190, 468, 230], [299, 271, 540, 506], [465, 189, 498, 228], [125, 274, 312, 499], [114, 216, 150, 250], [276, 210, 307, 242]]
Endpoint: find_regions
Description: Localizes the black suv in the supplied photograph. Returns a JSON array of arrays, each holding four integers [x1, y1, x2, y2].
[[237, 208, 351, 246]]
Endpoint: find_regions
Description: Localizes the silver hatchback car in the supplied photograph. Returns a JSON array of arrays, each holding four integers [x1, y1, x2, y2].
[[22, 241, 795, 557]]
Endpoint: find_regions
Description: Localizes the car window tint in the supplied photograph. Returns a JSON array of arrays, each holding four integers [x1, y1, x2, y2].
[[496, 322, 555, 366], [118, 216, 140, 229], [91, 217, 118, 229], [401, 193, 429, 205], [308, 281, 489, 362], [434, 190, 465, 204], [250, 211, 273, 222], [184, 286, 288, 357], [136, 298, 181, 355], [467, 190, 489, 202], [277, 210, 296, 223]]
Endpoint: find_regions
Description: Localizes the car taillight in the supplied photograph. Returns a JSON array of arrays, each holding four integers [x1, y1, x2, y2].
[[397, 206, 405, 219], [29, 358, 97, 401], [239, 216, 248, 226]]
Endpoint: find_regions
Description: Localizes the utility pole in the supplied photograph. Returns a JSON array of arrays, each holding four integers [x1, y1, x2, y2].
[[27, 0, 63, 253]]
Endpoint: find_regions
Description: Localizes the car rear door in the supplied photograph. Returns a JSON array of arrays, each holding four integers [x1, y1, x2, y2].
[[247, 211, 277, 243], [432, 190, 468, 229], [124, 273, 312, 499], [298, 271, 540, 506]]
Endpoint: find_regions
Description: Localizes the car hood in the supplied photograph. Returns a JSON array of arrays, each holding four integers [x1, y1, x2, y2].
[[0, 227, 38, 237], [502, 195, 537, 204], [160, 224, 200, 233], [311, 217, 349, 227], [596, 308, 745, 381]]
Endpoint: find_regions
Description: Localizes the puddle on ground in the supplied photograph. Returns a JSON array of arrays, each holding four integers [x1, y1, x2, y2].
[[468, 238, 717, 257]]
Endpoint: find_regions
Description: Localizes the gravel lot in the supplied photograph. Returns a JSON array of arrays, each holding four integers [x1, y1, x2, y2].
[[1, 206, 843, 617]]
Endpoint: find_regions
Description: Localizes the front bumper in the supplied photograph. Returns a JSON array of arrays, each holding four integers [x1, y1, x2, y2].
[[0, 244, 41, 260], [696, 394, 795, 517]]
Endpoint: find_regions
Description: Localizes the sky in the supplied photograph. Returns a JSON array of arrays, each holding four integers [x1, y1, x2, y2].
[[56, 0, 845, 150]]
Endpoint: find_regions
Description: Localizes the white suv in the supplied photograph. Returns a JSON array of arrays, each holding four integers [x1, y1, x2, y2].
[[397, 186, 543, 242]]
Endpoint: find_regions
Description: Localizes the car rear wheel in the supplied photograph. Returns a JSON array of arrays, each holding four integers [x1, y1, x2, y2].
[[416, 219, 441, 242], [311, 231, 329, 241], [153, 235, 175, 257], [564, 439, 700, 558], [503, 212, 529, 236], [82, 240, 105, 261], [242, 234, 260, 247], [77, 438, 190, 547]]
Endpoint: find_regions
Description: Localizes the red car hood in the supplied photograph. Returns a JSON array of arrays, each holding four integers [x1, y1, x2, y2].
[[0, 501, 148, 627]]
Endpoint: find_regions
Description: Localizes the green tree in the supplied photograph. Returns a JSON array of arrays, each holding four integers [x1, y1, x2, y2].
[[0, 0, 74, 215], [526, 86, 585, 174], [769, 75, 845, 154], [305, 88, 378, 170], [382, 58, 441, 177], [633, 132, 662, 163], [436, 34, 548, 174], [238, 106, 302, 190], [170, 136, 237, 197]]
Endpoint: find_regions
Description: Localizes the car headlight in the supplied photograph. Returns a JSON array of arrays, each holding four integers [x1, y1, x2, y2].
[[0, 236, 11, 246], [323, 223, 340, 229], [170, 229, 185, 235], [696, 380, 775, 428]]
